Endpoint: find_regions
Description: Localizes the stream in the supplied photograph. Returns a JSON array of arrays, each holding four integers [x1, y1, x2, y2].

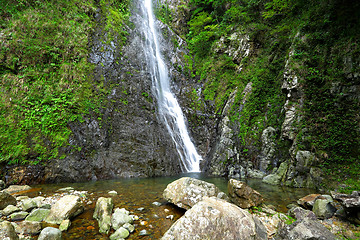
[[22, 173, 315, 239]]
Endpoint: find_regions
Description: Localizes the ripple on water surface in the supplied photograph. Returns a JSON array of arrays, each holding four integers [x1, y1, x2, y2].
[[27, 172, 315, 239]]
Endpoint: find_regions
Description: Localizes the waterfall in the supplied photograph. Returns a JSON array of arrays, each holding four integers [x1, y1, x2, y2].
[[142, 0, 202, 172]]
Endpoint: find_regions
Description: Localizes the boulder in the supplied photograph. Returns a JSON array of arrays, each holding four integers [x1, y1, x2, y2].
[[15, 221, 41, 235], [109, 227, 129, 240], [161, 197, 267, 240], [2, 205, 20, 216], [111, 208, 133, 230], [275, 217, 336, 240], [25, 208, 51, 222], [297, 194, 321, 209], [332, 191, 360, 223], [228, 179, 263, 208], [312, 199, 336, 219], [163, 177, 228, 210], [2, 185, 31, 194], [0, 192, 17, 210], [38, 227, 62, 240], [288, 207, 317, 221], [45, 195, 84, 224], [93, 197, 113, 234], [0, 221, 19, 240]]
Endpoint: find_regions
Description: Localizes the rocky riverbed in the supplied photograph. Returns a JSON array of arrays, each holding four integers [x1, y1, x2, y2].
[[0, 177, 359, 239]]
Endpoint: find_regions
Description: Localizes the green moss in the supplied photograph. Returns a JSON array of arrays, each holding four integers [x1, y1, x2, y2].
[[0, 0, 129, 165]]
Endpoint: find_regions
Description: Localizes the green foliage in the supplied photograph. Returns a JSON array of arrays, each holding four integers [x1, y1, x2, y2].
[[0, 0, 129, 165]]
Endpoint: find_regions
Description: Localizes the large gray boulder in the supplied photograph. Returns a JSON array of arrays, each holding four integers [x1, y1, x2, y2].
[[45, 195, 84, 224], [38, 227, 62, 240], [0, 221, 19, 240], [228, 179, 263, 208], [163, 177, 228, 210], [20, 198, 38, 212], [275, 217, 336, 240], [93, 197, 113, 234], [0, 192, 17, 210], [161, 197, 267, 240]]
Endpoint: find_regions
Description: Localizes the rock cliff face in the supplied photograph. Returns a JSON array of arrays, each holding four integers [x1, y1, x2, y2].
[[156, 0, 360, 190], [41, 0, 196, 182]]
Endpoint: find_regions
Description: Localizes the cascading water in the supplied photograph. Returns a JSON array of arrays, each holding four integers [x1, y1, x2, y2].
[[142, 0, 202, 172]]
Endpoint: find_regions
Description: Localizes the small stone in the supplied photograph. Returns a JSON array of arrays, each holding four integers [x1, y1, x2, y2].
[[137, 207, 145, 211], [59, 219, 71, 231], [2, 205, 20, 216], [108, 190, 117, 195], [122, 223, 135, 233], [152, 202, 161, 206], [38, 227, 62, 240], [109, 227, 129, 240], [140, 220, 148, 225], [164, 209, 170, 213], [166, 215, 174, 220], [139, 229, 150, 236], [10, 211, 29, 221], [130, 215, 139, 221]]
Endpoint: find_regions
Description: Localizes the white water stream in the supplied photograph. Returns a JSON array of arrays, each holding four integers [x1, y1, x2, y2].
[[142, 0, 201, 172]]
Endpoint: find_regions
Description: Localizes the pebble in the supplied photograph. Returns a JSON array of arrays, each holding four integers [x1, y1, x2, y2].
[[139, 229, 150, 236], [108, 190, 117, 195], [137, 207, 145, 211], [152, 201, 161, 206], [166, 215, 174, 220], [164, 209, 170, 213], [140, 221, 148, 226]]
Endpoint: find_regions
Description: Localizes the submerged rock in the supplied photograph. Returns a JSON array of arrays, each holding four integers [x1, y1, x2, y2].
[[45, 195, 84, 224], [228, 179, 263, 208], [161, 197, 267, 240], [163, 177, 228, 210], [59, 219, 71, 232], [93, 197, 113, 234]]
